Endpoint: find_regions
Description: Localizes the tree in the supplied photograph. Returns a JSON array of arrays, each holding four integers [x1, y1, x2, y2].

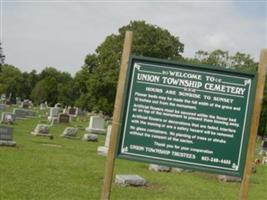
[[187, 49, 266, 136], [186, 49, 257, 72], [0, 64, 22, 98], [31, 67, 74, 106], [78, 20, 184, 114]]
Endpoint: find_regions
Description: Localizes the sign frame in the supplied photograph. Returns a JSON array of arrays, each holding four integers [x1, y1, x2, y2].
[[116, 55, 257, 178]]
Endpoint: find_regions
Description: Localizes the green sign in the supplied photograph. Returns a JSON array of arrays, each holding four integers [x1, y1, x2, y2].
[[116, 56, 256, 177]]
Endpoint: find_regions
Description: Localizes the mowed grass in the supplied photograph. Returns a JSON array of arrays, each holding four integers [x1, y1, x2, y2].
[[0, 108, 266, 200]]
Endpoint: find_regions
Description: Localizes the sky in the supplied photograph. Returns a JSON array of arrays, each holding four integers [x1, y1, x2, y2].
[[1, 0, 267, 75]]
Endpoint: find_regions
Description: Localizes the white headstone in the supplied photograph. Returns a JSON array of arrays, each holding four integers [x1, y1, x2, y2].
[[82, 133, 98, 142], [97, 125, 112, 156], [48, 107, 60, 122], [85, 116, 105, 134], [149, 164, 171, 172], [104, 125, 112, 147], [40, 103, 47, 110], [115, 175, 146, 186], [1, 112, 16, 124]]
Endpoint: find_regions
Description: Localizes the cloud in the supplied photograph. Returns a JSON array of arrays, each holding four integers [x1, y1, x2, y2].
[[2, 1, 266, 75]]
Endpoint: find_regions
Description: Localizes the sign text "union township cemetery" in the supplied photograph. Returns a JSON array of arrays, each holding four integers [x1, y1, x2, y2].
[[117, 56, 256, 177]]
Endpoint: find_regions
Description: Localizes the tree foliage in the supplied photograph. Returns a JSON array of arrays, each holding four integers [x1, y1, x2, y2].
[[186, 49, 258, 72], [78, 20, 184, 114]]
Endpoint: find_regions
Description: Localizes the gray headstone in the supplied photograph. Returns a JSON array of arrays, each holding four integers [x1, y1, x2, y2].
[[58, 113, 70, 123], [61, 127, 78, 137], [171, 168, 186, 173], [82, 133, 98, 142], [262, 157, 267, 164], [115, 175, 146, 186], [49, 107, 60, 117], [149, 164, 171, 172], [1, 112, 16, 124], [85, 116, 105, 134], [31, 124, 53, 139], [0, 126, 16, 146], [217, 175, 241, 182], [68, 107, 78, 116], [32, 124, 50, 134], [0, 104, 6, 110], [259, 149, 267, 156], [21, 101, 30, 109], [13, 108, 36, 119], [0, 126, 13, 141], [261, 140, 267, 150], [40, 103, 47, 110]]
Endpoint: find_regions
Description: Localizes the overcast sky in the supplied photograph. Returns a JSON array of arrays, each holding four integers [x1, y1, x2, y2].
[[1, 0, 267, 75]]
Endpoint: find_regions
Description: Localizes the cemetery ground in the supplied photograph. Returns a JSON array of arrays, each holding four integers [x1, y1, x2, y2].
[[0, 107, 266, 200]]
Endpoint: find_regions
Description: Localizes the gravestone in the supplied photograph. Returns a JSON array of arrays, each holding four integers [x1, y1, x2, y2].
[[1, 112, 16, 124], [48, 107, 60, 122], [58, 113, 70, 123], [217, 175, 241, 182], [97, 125, 112, 156], [0, 104, 6, 110], [0, 126, 16, 146], [68, 107, 78, 117], [21, 100, 30, 109], [261, 139, 267, 150], [149, 164, 171, 172], [13, 108, 36, 119], [16, 97, 21, 105], [115, 175, 146, 187], [85, 116, 105, 134], [262, 157, 267, 164], [77, 108, 86, 116], [82, 133, 98, 142], [61, 127, 78, 138], [31, 124, 53, 139], [55, 103, 61, 108], [40, 103, 47, 110]]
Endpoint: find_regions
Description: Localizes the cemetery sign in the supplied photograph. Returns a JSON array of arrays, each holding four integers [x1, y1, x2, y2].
[[116, 56, 256, 177]]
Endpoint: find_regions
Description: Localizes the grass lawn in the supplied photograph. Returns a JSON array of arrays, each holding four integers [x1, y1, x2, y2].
[[0, 107, 266, 200]]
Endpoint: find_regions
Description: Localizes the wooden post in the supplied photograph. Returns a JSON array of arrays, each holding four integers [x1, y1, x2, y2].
[[239, 49, 267, 200], [101, 31, 133, 200]]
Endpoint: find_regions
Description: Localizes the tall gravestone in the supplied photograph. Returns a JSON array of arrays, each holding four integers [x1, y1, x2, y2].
[[40, 103, 47, 110], [85, 116, 106, 134], [97, 125, 112, 156], [48, 107, 60, 122], [0, 126, 16, 146]]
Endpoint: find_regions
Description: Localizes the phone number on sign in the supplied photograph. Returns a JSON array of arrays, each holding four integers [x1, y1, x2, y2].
[[201, 156, 231, 165]]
